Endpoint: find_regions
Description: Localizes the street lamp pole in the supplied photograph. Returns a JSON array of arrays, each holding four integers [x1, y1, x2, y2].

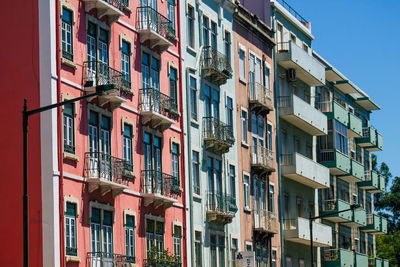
[[309, 204, 360, 267], [22, 86, 114, 267]]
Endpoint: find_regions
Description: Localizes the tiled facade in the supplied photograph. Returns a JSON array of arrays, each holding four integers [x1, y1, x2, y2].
[[0, 0, 389, 266]]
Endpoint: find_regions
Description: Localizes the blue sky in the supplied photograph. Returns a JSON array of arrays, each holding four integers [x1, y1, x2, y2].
[[291, 0, 400, 184]]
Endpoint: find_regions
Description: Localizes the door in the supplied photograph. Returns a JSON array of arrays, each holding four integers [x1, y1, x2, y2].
[[89, 111, 99, 178], [141, 53, 151, 111], [249, 54, 255, 98], [151, 58, 160, 113], [154, 136, 162, 193], [215, 159, 222, 211], [254, 179, 260, 228], [144, 132, 152, 193], [255, 57, 262, 95], [260, 181, 266, 228], [100, 116, 111, 181], [98, 28, 109, 85], [87, 22, 97, 85], [103, 224, 113, 267], [277, 24, 284, 51], [91, 222, 101, 267], [207, 157, 215, 209]]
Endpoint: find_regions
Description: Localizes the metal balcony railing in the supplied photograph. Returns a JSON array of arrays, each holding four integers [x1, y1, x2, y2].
[[202, 117, 235, 145], [139, 88, 179, 117], [251, 146, 274, 167], [136, 6, 175, 39], [254, 210, 278, 233], [275, 0, 308, 23], [84, 152, 131, 185], [362, 127, 371, 138], [87, 252, 136, 266], [323, 249, 340, 262], [201, 46, 233, 76], [141, 170, 181, 198], [83, 61, 130, 92], [319, 149, 336, 162], [206, 191, 237, 214], [322, 199, 339, 212], [249, 81, 272, 104]]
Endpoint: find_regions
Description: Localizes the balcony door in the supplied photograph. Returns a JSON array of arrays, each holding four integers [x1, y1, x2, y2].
[[251, 114, 265, 165], [91, 208, 102, 267], [144, 132, 162, 194], [87, 22, 97, 84], [86, 22, 109, 86], [142, 53, 160, 112], [140, 0, 157, 31], [207, 157, 222, 210], [100, 116, 111, 180]]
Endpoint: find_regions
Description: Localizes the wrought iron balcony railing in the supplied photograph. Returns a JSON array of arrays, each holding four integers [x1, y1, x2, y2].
[[203, 117, 234, 147], [136, 6, 175, 39], [144, 259, 181, 267], [139, 88, 179, 117], [141, 170, 181, 198], [254, 210, 278, 233], [201, 46, 232, 85], [83, 61, 131, 92], [249, 81, 272, 104], [251, 146, 274, 170], [84, 152, 131, 185], [206, 191, 237, 214], [87, 252, 135, 266]]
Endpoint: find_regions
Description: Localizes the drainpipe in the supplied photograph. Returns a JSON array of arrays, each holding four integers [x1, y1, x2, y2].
[[176, 1, 190, 266], [271, 6, 285, 266], [55, 0, 65, 266]]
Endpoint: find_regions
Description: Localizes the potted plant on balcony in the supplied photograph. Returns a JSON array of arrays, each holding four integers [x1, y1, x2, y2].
[[146, 246, 181, 267]]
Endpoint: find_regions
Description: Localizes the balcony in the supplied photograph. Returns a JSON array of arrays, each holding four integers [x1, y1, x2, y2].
[[339, 159, 364, 183], [202, 117, 234, 153], [278, 94, 327, 136], [379, 216, 388, 234], [343, 207, 366, 228], [141, 170, 181, 209], [283, 217, 332, 247], [144, 259, 181, 267], [348, 113, 362, 138], [249, 81, 274, 114], [201, 46, 232, 85], [276, 41, 325, 86], [280, 152, 330, 188], [83, 61, 128, 110], [206, 192, 237, 224], [361, 214, 381, 233], [355, 253, 368, 267], [319, 149, 351, 175], [319, 101, 348, 126], [324, 249, 354, 267], [87, 252, 135, 266], [356, 127, 377, 148], [139, 88, 178, 131], [321, 199, 352, 222], [368, 130, 383, 152], [251, 146, 275, 174], [359, 170, 380, 191], [136, 6, 175, 53], [84, 152, 131, 198], [82, 0, 126, 24], [369, 258, 382, 267], [254, 210, 278, 235], [383, 259, 389, 267]]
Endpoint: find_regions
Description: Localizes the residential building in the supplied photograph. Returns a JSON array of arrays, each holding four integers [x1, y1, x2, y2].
[[1, 0, 186, 266], [180, 1, 240, 266], [233, 1, 281, 266], [271, 0, 333, 266], [313, 54, 388, 267]]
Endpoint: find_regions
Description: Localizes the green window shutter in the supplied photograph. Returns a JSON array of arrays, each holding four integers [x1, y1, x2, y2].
[[65, 202, 76, 217], [103, 210, 113, 226], [126, 215, 135, 228], [91, 208, 101, 223]]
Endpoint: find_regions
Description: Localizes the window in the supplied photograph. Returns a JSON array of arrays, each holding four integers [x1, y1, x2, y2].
[[190, 76, 197, 120], [229, 165, 236, 204], [207, 157, 222, 207], [264, 63, 270, 91], [146, 219, 164, 257], [63, 103, 75, 154], [123, 124, 133, 172], [62, 8, 73, 61], [241, 109, 248, 144], [266, 124, 272, 151], [143, 133, 162, 193], [239, 48, 245, 81], [65, 202, 77, 256], [231, 238, 237, 267], [125, 215, 135, 262], [90, 208, 113, 258], [195, 231, 202, 267], [244, 174, 250, 209], [268, 184, 275, 213], [121, 40, 131, 89], [203, 16, 210, 47], [210, 234, 225, 267], [187, 5, 195, 48], [204, 84, 220, 119], [171, 143, 180, 182], [246, 244, 252, 252], [271, 249, 277, 267], [211, 21, 217, 51], [296, 197, 304, 218], [169, 67, 178, 109], [224, 31, 231, 63], [226, 97, 233, 133], [192, 151, 200, 195], [173, 225, 182, 262], [88, 111, 111, 156], [335, 120, 348, 154], [141, 52, 160, 111], [87, 22, 109, 67], [167, 0, 175, 31]]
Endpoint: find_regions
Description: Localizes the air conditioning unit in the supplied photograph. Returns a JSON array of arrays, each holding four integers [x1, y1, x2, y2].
[[287, 68, 296, 82]]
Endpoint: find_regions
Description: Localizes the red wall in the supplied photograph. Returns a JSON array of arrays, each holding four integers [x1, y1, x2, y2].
[[0, 0, 43, 266]]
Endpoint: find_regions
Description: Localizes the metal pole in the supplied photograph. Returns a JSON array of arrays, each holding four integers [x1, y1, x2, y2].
[[310, 212, 314, 267], [23, 99, 29, 267]]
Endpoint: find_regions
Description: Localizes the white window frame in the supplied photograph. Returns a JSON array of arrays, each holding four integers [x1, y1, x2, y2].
[[241, 107, 248, 145], [243, 172, 250, 210]]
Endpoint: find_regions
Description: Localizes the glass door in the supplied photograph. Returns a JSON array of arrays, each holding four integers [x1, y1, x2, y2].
[[144, 133, 152, 193], [88, 111, 99, 178], [154, 136, 162, 194], [215, 159, 222, 211], [98, 28, 109, 85], [151, 58, 160, 113], [100, 116, 111, 181], [87, 22, 97, 85], [207, 157, 215, 210], [141, 53, 151, 111]]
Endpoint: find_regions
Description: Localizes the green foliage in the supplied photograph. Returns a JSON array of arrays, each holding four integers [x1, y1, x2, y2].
[[376, 233, 400, 266], [146, 246, 181, 267]]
